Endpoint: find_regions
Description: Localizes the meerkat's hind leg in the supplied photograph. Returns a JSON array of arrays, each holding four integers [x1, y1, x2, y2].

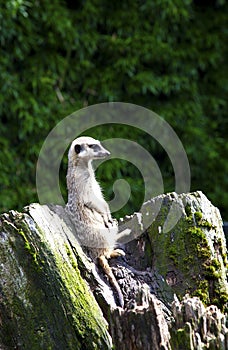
[[98, 255, 124, 308]]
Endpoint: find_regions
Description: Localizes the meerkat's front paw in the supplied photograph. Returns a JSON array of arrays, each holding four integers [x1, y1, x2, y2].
[[102, 213, 114, 228], [110, 249, 125, 258]]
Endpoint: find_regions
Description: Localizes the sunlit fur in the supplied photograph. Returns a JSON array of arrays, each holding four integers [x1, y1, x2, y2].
[[66, 136, 121, 258]]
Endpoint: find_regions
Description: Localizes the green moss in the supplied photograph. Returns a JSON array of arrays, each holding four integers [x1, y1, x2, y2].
[[144, 237, 153, 264], [211, 259, 221, 269], [222, 253, 228, 267], [218, 292, 228, 305], [170, 324, 193, 350], [1, 211, 111, 350], [52, 243, 110, 348], [197, 246, 211, 259], [168, 246, 178, 265], [3, 218, 43, 271], [203, 259, 222, 279], [204, 266, 221, 279], [183, 255, 194, 265], [201, 220, 213, 229], [65, 244, 78, 270], [194, 211, 214, 230], [17, 229, 42, 270], [193, 280, 210, 304], [148, 197, 228, 313], [194, 211, 203, 223], [211, 292, 228, 312], [186, 227, 211, 260], [186, 226, 207, 242], [217, 238, 222, 246], [174, 223, 226, 309], [185, 204, 192, 218]]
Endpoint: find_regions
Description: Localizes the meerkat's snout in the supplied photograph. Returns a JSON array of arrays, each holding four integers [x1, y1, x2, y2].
[[94, 144, 110, 159]]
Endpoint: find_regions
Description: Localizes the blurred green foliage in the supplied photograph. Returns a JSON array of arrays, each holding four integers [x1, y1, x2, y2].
[[0, 0, 227, 219]]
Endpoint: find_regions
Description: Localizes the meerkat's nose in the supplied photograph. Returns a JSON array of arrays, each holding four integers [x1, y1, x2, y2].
[[103, 149, 111, 157], [99, 145, 110, 158]]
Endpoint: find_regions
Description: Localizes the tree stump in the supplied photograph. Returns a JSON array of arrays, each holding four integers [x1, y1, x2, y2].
[[0, 191, 227, 349]]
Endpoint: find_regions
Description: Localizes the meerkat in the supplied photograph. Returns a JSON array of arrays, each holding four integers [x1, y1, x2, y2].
[[66, 136, 125, 307]]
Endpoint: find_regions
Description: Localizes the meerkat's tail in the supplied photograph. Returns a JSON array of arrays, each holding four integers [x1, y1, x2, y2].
[[98, 254, 124, 308]]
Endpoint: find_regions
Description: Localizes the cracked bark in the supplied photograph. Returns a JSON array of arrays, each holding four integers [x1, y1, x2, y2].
[[0, 191, 227, 349]]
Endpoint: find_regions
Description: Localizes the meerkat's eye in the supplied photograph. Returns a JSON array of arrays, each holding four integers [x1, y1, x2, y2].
[[74, 144, 81, 154]]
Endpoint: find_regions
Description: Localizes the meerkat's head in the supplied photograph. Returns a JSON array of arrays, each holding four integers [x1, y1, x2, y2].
[[68, 136, 110, 165]]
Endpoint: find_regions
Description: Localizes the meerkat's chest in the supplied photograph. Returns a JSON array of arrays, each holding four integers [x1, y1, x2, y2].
[[83, 177, 103, 202]]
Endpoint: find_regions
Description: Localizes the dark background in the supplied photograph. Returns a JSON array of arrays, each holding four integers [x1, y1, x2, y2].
[[0, 0, 227, 220]]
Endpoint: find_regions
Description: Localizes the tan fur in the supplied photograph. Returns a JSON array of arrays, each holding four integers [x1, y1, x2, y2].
[[66, 136, 125, 307]]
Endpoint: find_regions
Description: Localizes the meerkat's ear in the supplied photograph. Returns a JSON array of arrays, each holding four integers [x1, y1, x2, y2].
[[74, 144, 81, 154]]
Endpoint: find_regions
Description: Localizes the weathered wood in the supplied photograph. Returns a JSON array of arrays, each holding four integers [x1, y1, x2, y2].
[[0, 192, 227, 349], [171, 295, 228, 350], [0, 206, 112, 349]]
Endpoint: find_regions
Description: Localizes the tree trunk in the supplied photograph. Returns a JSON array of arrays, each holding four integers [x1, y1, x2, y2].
[[0, 191, 227, 349]]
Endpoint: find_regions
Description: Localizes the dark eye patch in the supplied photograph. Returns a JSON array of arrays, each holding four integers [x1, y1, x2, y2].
[[88, 144, 100, 151], [74, 144, 81, 154]]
